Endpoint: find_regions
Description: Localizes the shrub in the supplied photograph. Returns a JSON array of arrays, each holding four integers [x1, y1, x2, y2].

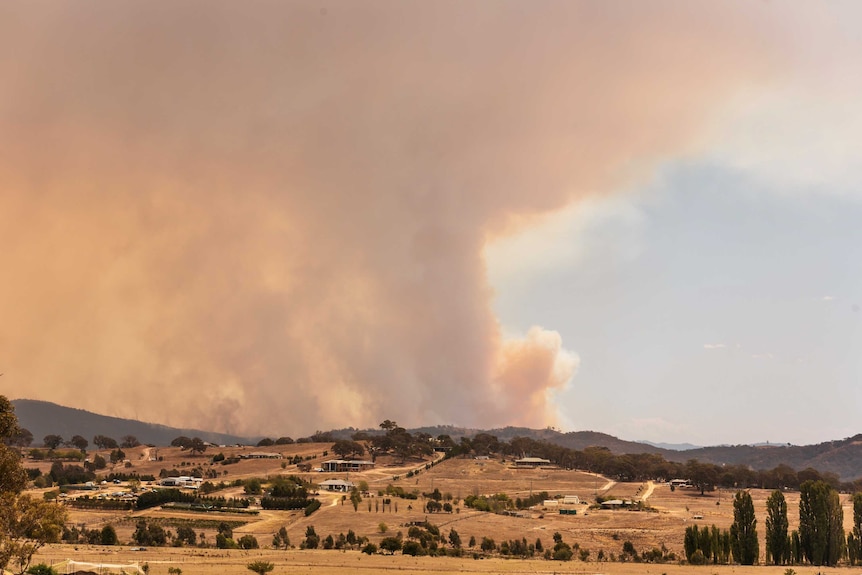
[[304, 499, 321, 516], [27, 565, 58, 575], [246, 561, 274, 575], [689, 550, 706, 565]]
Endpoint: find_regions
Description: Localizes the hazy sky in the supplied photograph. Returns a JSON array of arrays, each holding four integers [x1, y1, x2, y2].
[[1, 2, 859, 445]]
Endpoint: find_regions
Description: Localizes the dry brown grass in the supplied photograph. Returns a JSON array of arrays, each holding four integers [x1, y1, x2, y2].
[[25, 449, 862, 573]]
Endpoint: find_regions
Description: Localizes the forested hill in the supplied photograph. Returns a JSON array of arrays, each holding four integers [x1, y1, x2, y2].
[[330, 425, 862, 480], [659, 436, 862, 480], [11, 399, 256, 447]]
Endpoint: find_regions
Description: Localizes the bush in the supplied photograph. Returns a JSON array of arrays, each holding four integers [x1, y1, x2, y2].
[[304, 499, 321, 516], [27, 565, 58, 575], [402, 541, 425, 556], [362, 543, 378, 555], [246, 561, 274, 575], [689, 550, 706, 565]]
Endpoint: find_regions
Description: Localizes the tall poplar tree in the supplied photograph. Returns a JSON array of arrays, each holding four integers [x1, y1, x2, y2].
[[799, 479, 844, 566], [765, 489, 789, 565], [851, 492, 862, 565], [730, 490, 759, 565]]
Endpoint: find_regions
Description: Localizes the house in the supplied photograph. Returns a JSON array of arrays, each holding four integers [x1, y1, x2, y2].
[[514, 457, 552, 467], [321, 459, 375, 473], [319, 479, 355, 492], [600, 499, 633, 509], [159, 476, 202, 488]]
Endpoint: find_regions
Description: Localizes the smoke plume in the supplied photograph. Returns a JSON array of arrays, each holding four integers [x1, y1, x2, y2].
[[0, 1, 784, 434]]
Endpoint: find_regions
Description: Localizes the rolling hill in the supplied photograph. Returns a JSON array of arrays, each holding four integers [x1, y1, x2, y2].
[[11, 398, 862, 479], [11, 399, 256, 447]]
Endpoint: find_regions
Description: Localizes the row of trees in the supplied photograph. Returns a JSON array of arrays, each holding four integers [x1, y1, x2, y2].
[[337, 423, 856, 493], [40, 434, 140, 451], [691, 481, 856, 567]]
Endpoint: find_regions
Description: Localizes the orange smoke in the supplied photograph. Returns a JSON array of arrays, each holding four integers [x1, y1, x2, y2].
[[0, 1, 788, 434]]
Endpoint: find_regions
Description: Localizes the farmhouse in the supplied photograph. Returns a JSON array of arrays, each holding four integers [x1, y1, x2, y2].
[[321, 459, 374, 472], [159, 476, 202, 488], [514, 457, 552, 467], [600, 499, 634, 509], [319, 479, 355, 492]]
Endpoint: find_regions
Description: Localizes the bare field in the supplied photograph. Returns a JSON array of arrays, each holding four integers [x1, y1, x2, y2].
[[31, 545, 862, 575], [26, 450, 862, 572]]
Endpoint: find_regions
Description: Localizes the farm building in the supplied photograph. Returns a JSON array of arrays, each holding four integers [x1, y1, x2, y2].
[[159, 476, 202, 488], [514, 457, 552, 467], [321, 459, 374, 472], [319, 479, 355, 492]]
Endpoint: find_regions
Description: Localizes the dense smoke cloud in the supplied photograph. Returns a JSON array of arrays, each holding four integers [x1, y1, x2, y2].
[[0, 2, 784, 435]]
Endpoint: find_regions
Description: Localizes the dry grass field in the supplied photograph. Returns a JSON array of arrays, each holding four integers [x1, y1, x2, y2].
[[24, 445, 862, 574]]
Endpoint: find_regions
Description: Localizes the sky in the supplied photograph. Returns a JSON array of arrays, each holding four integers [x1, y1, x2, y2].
[[1, 2, 860, 446]]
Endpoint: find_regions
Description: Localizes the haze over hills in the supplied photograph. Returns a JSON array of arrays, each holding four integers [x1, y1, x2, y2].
[[11, 399, 257, 447], [11, 399, 862, 479]]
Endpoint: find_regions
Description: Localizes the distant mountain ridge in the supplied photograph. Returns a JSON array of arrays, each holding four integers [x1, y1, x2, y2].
[[11, 399, 862, 479], [640, 440, 702, 451], [11, 399, 257, 447]]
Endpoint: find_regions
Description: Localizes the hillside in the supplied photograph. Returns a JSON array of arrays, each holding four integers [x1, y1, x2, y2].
[[11, 399, 256, 446], [661, 435, 862, 480], [11, 398, 862, 479]]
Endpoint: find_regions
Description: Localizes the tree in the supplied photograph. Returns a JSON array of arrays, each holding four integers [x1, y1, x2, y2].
[[246, 561, 274, 575], [109, 449, 126, 464], [68, 436, 88, 452], [275, 437, 294, 445], [730, 490, 759, 565], [448, 528, 461, 548], [237, 535, 258, 549], [765, 489, 788, 565], [175, 526, 196, 546], [272, 526, 289, 549], [4, 429, 33, 449], [100, 525, 118, 546], [332, 439, 365, 459], [120, 435, 140, 449], [1, 397, 67, 574], [686, 460, 718, 495], [170, 436, 192, 448], [349, 488, 362, 511], [304, 526, 319, 549], [851, 492, 862, 566], [799, 479, 844, 566], [187, 437, 207, 455], [92, 435, 118, 450], [379, 536, 402, 554], [42, 435, 62, 450], [0, 494, 67, 573]]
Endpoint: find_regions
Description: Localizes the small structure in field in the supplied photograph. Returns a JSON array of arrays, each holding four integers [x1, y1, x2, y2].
[[321, 459, 374, 472], [319, 479, 355, 492], [514, 457, 552, 468]]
